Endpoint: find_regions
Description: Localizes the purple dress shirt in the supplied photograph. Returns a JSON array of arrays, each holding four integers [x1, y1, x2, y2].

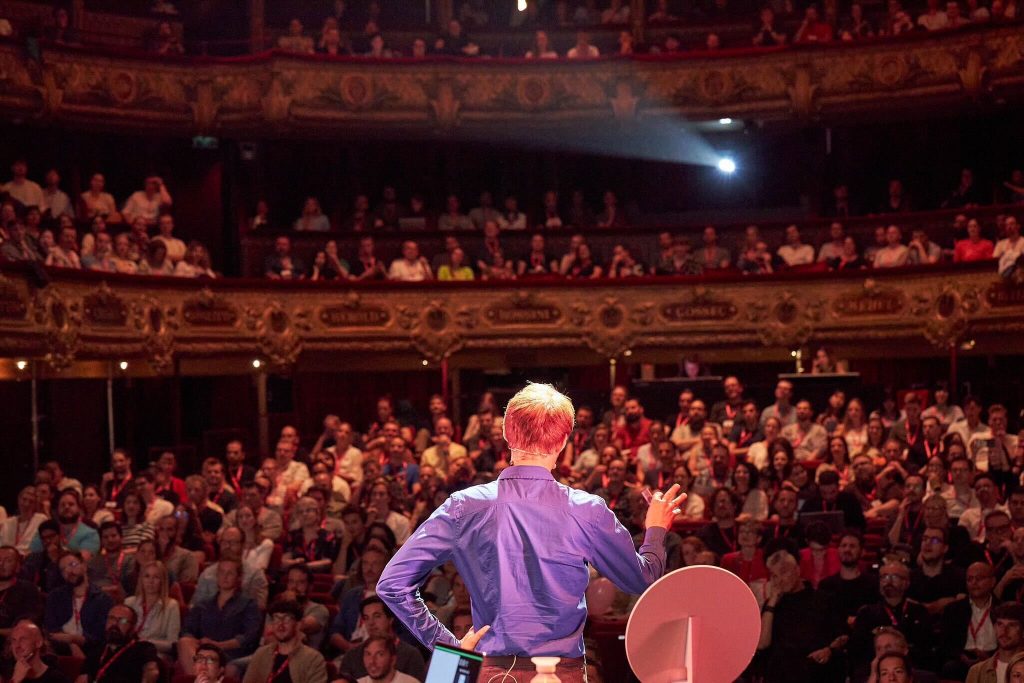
[[377, 464, 667, 657]]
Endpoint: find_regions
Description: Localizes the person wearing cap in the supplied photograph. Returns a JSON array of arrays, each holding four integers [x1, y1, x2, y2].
[[965, 601, 1024, 683], [241, 598, 327, 683], [377, 383, 683, 683]]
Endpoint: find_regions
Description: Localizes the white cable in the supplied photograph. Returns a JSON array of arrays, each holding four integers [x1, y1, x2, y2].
[[486, 654, 519, 683]]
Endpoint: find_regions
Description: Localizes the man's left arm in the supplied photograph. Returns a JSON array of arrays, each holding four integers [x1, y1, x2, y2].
[[585, 500, 666, 594], [376, 499, 458, 650]]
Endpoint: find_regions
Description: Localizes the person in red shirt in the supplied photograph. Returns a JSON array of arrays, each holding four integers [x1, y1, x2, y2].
[[613, 399, 653, 459], [722, 520, 769, 587], [794, 5, 835, 43], [954, 218, 995, 262]]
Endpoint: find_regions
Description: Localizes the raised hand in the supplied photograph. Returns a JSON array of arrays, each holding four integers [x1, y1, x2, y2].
[[645, 483, 687, 530]]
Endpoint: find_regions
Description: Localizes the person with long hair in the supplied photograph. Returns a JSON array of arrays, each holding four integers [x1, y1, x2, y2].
[[282, 496, 339, 573], [865, 415, 889, 455], [764, 438, 795, 494], [124, 560, 180, 655], [840, 398, 869, 455], [748, 417, 782, 472], [81, 484, 114, 527], [733, 461, 769, 521], [236, 505, 274, 573], [818, 436, 852, 486], [365, 479, 411, 546], [119, 490, 155, 549], [0, 486, 47, 555]]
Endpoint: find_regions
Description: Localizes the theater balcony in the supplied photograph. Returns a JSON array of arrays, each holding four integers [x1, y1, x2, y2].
[[0, 21, 1022, 138], [0, 257, 1021, 380]]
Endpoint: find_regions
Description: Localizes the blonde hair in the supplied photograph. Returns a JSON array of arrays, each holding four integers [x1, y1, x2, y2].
[[503, 383, 575, 457], [134, 560, 170, 604]]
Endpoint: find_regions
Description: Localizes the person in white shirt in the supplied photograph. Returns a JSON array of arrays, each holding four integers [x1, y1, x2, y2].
[[968, 404, 1018, 477], [0, 486, 48, 555], [122, 176, 172, 226], [78, 173, 120, 223], [917, 0, 950, 29], [328, 422, 364, 487], [958, 474, 1006, 541], [152, 214, 186, 263], [994, 216, 1024, 277], [388, 241, 432, 281], [777, 224, 815, 266], [567, 30, 600, 59], [497, 196, 527, 230], [45, 225, 81, 269], [1, 160, 44, 209], [872, 224, 910, 268], [174, 242, 216, 278], [816, 222, 846, 262], [40, 169, 73, 220]]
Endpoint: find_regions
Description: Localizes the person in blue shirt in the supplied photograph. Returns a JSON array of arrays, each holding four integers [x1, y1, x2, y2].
[[377, 383, 685, 683], [29, 490, 99, 558]]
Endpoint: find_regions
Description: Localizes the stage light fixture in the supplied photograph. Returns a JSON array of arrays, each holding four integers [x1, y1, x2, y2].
[[422, 359, 429, 366], [118, 361, 128, 371], [719, 118, 733, 125], [717, 157, 737, 174], [15, 360, 27, 371], [252, 359, 262, 369]]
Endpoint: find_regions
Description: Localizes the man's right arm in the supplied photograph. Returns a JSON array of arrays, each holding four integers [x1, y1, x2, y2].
[[376, 498, 460, 650]]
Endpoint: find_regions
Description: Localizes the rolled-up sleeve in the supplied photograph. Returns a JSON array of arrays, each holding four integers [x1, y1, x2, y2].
[[584, 503, 666, 594], [377, 499, 459, 650]]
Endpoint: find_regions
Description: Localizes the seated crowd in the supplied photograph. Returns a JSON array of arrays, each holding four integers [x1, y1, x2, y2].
[[2, 0, 1018, 59], [3, 160, 1023, 283], [0, 372, 1023, 682]]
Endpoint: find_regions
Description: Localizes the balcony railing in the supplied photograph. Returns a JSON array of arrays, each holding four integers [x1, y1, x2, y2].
[[0, 258, 1020, 375]]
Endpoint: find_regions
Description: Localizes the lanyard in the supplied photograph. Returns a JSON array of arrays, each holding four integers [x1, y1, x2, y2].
[[61, 523, 79, 547], [718, 525, 737, 552], [266, 652, 291, 683], [109, 474, 132, 501], [905, 423, 920, 447], [883, 601, 907, 627], [95, 643, 132, 680], [231, 467, 245, 493], [969, 606, 992, 643], [137, 600, 153, 634]]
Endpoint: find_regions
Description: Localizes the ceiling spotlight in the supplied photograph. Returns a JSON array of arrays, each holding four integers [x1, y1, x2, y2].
[[717, 157, 737, 174], [252, 359, 262, 369], [421, 359, 429, 366], [15, 360, 27, 371], [118, 361, 128, 371], [719, 117, 733, 125], [623, 349, 633, 357], [517, 0, 528, 9]]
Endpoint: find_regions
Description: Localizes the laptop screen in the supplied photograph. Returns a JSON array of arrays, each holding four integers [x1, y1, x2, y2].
[[425, 642, 484, 683]]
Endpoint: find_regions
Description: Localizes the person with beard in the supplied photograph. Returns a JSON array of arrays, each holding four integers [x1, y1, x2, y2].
[[220, 481, 283, 543], [329, 546, 389, 654], [939, 562, 999, 679], [224, 440, 257, 495], [842, 455, 884, 522], [380, 438, 420, 497], [891, 394, 926, 469], [691, 438, 731, 501], [849, 562, 935, 677], [594, 458, 635, 527], [760, 380, 797, 428], [0, 547, 43, 647], [190, 528, 269, 609], [888, 475, 927, 547], [768, 485, 805, 549], [757, 550, 844, 682], [44, 551, 114, 658], [966, 510, 1015, 580], [698, 488, 740, 558], [819, 530, 878, 625], [710, 376, 745, 433], [5, 620, 69, 683], [803, 470, 866, 531], [964, 602, 1024, 683], [782, 400, 829, 462], [612, 399, 652, 459], [336, 597, 426, 681], [242, 599, 328, 683], [78, 604, 160, 683], [919, 416, 944, 468], [910, 526, 966, 616], [100, 449, 134, 509], [670, 400, 721, 452], [728, 401, 763, 461], [28, 491, 99, 558], [19, 521, 64, 592]]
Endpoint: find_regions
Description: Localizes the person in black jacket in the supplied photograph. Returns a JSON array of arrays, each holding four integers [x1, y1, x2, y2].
[[938, 562, 998, 680]]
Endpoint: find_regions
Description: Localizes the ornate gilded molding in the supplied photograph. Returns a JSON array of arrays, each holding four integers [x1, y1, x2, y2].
[[1, 25, 1022, 135], [0, 264, 1022, 369]]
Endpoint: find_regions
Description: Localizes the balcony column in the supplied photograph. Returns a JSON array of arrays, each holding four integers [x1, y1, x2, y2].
[[70, 0, 84, 31], [438, 0, 454, 28], [249, 0, 265, 54], [631, 0, 646, 43]]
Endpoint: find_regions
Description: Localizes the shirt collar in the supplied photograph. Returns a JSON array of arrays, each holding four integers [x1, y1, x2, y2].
[[498, 465, 555, 481]]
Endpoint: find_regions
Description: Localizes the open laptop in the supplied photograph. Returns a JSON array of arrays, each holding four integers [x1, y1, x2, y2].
[[425, 642, 484, 683]]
